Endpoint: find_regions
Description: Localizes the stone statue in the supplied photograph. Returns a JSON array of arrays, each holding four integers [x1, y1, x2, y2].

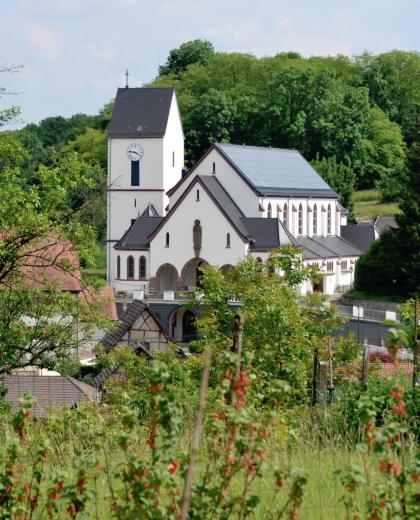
[[193, 219, 202, 258]]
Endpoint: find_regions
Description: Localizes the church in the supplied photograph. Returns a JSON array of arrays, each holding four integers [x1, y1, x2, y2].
[[107, 87, 363, 341]]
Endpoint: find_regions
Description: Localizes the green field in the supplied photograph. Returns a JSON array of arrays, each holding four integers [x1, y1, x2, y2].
[[81, 244, 107, 283], [354, 189, 399, 219]]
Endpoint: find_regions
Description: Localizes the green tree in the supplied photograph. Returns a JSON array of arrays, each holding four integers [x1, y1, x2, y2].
[[358, 107, 406, 196], [0, 144, 109, 373], [311, 155, 355, 218], [159, 39, 215, 78], [355, 118, 420, 297], [192, 248, 341, 401]]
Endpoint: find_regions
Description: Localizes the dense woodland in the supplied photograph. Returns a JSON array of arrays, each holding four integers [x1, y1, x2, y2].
[[1, 40, 419, 292]]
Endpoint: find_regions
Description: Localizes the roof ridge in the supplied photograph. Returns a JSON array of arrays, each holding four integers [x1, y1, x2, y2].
[[216, 142, 298, 153]]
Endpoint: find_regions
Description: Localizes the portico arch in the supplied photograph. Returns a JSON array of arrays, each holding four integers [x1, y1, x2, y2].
[[156, 263, 179, 292], [181, 258, 209, 290]]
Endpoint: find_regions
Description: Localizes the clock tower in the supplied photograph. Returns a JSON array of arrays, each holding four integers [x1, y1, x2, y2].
[[107, 87, 184, 284]]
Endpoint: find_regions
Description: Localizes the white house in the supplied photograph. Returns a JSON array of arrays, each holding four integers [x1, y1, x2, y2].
[[107, 87, 364, 339]]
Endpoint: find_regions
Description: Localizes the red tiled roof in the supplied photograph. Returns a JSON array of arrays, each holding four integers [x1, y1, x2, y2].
[[80, 285, 118, 321], [10, 233, 81, 292], [1, 374, 96, 417]]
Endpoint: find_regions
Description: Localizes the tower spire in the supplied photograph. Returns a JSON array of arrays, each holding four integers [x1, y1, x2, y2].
[[125, 69, 129, 88]]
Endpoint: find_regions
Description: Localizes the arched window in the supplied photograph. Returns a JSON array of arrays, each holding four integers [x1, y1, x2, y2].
[[313, 204, 318, 235], [165, 232, 170, 247], [226, 233, 231, 248], [127, 256, 134, 279], [117, 255, 121, 279], [283, 203, 288, 228], [277, 204, 281, 218], [139, 256, 146, 278], [267, 203, 272, 218], [298, 203, 303, 235], [327, 204, 332, 235]]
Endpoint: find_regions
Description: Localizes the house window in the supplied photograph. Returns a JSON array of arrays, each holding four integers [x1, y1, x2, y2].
[[134, 199, 136, 207], [212, 161, 216, 173], [313, 204, 318, 235], [327, 261, 334, 272], [131, 219, 136, 227], [283, 203, 288, 228], [131, 160, 140, 186], [277, 204, 281, 218], [196, 189, 200, 201], [341, 260, 348, 271], [172, 151, 175, 167], [267, 203, 272, 218], [327, 204, 332, 235], [298, 203, 303, 235], [165, 232, 170, 247], [226, 233, 231, 248], [127, 256, 135, 279], [139, 255, 146, 278], [117, 255, 121, 279]]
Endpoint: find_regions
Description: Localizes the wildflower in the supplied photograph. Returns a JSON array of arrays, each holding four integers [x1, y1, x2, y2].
[[168, 459, 181, 475]]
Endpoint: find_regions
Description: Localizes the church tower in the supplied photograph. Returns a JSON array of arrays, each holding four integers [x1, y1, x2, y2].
[[107, 87, 184, 284]]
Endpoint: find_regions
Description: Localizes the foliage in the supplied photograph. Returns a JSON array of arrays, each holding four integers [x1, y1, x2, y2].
[[355, 118, 420, 297], [311, 155, 355, 218], [0, 356, 307, 519], [192, 249, 342, 402], [159, 40, 215, 78], [340, 385, 420, 519]]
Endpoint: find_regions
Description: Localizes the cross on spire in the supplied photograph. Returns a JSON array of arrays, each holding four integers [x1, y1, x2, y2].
[[125, 69, 129, 88]]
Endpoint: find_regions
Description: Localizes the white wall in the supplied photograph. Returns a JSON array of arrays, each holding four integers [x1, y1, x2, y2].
[[150, 180, 249, 276], [168, 149, 260, 217], [262, 198, 338, 237], [163, 93, 184, 213]]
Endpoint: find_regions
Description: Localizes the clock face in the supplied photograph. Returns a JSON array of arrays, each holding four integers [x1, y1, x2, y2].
[[127, 143, 144, 161]]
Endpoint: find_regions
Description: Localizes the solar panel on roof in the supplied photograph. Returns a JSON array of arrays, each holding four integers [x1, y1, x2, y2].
[[217, 143, 337, 197]]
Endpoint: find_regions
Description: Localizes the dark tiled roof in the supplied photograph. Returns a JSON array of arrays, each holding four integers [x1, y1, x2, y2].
[[298, 236, 362, 259], [114, 216, 164, 250], [341, 225, 376, 252], [197, 176, 250, 239], [241, 218, 299, 250], [215, 143, 337, 198], [374, 216, 398, 235], [109, 88, 174, 138], [1, 375, 96, 417], [100, 300, 167, 350]]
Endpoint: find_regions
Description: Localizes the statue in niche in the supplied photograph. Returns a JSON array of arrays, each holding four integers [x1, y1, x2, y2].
[[193, 219, 202, 258]]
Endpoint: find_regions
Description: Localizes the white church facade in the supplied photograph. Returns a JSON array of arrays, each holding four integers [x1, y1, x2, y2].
[[107, 87, 363, 313]]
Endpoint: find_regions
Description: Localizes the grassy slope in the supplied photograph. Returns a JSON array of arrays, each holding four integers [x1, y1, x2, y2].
[[81, 244, 107, 284], [354, 189, 399, 219]]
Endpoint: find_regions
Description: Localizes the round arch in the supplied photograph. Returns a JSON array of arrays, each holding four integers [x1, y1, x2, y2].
[[181, 258, 209, 290], [220, 264, 234, 276], [155, 263, 179, 292]]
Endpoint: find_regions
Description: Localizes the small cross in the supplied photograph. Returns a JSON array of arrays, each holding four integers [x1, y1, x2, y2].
[[125, 69, 129, 88]]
